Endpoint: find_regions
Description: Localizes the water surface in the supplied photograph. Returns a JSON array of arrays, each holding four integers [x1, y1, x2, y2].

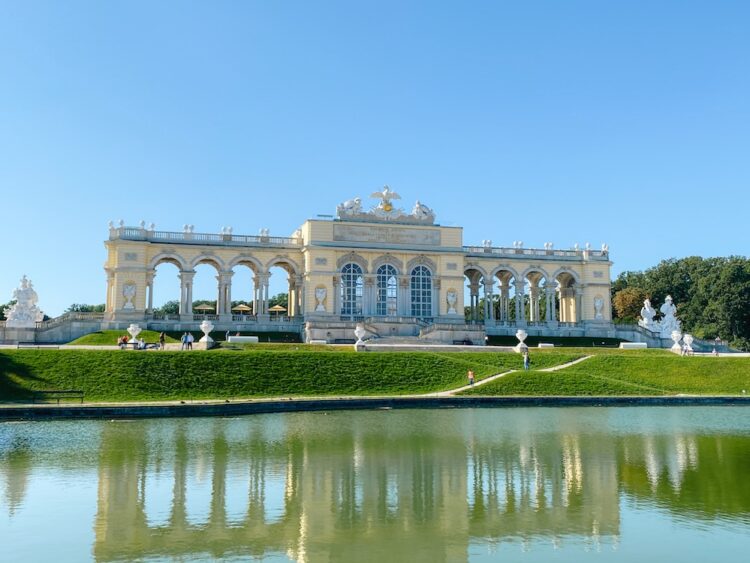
[[2, 407, 750, 562]]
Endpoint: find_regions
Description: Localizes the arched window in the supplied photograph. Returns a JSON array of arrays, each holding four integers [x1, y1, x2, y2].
[[410, 266, 432, 317], [340, 263, 363, 316], [376, 264, 398, 316]]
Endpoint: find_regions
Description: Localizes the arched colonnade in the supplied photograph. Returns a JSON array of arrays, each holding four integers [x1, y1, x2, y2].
[[146, 252, 304, 318], [464, 264, 582, 324]]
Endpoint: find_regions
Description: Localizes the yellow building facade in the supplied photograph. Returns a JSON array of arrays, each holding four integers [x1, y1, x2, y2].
[[103, 190, 614, 343]]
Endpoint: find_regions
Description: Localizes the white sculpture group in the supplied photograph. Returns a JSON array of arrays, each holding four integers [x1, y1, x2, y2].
[[639, 295, 682, 339], [337, 186, 436, 224], [4, 276, 45, 328]]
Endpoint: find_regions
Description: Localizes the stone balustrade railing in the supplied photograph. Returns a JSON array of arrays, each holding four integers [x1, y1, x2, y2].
[[463, 246, 609, 261], [110, 227, 302, 248], [36, 312, 105, 330]]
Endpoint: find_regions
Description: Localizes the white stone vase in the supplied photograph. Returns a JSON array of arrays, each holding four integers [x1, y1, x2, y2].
[[515, 329, 528, 353], [200, 320, 215, 343], [127, 323, 142, 341], [670, 330, 683, 354], [683, 333, 694, 353]]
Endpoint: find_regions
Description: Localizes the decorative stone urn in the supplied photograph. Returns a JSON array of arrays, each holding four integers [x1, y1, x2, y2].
[[515, 329, 528, 353], [683, 333, 694, 354], [670, 330, 683, 354], [200, 320, 215, 343], [127, 323, 142, 342]]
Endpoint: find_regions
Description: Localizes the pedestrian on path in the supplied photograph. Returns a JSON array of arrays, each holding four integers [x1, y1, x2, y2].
[[186, 332, 194, 350], [159, 332, 166, 350], [180, 332, 188, 350], [523, 351, 531, 371], [467, 369, 475, 386]]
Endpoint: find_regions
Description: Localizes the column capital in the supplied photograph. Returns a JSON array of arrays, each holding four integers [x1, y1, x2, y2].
[[179, 270, 196, 280]]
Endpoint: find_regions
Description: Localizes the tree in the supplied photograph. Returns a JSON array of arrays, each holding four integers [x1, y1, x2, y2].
[[268, 293, 288, 309], [612, 287, 649, 323], [153, 300, 179, 315], [66, 303, 105, 313], [0, 300, 15, 321]]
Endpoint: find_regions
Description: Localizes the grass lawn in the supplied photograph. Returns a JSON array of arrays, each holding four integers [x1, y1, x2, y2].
[[0, 349, 581, 402], [68, 330, 179, 346], [460, 350, 750, 396]]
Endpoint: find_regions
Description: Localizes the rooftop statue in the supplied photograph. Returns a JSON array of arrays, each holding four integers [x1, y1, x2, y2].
[[335, 187, 436, 224], [4, 275, 45, 328]]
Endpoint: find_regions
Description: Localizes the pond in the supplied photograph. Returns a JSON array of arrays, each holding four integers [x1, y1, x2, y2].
[[2, 407, 750, 562]]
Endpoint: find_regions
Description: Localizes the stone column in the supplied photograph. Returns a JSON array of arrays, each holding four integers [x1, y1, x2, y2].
[[545, 286, 557, 324], [432, 278, 440, 318], [468, 281, 480, 322], [500, 286, 510, 322], [217, 271, 233, 319], [398, 277, 409, 316], [484, 280, 495, 323], [514, 280, 526, 325], [258, 274, 270, 316], [295, 275, 305, 317], [363, 275, 376, 317], [529, 286, 540, 322], [179, 270, 195, 318], [575, 287, 584, 323], [146, 271, 155, 314], [332, 276, 340, 316]]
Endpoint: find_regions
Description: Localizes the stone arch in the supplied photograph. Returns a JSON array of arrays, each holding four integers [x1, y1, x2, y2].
[[265, 255, 301, 276], [228, 254, 264, 274], [463, 263, 489, 280], [520, 266, 550, 283], [551, 268, 581, 323], [490, 264, 521, 282], [148, 252, 189, 271], [463, 263, 490, 323], [190, 253, 225, 271], [406, 255, 437, 274], [337, 252, 368, 273], [550, 267, 581, 286], [371, 253, 403, 273]]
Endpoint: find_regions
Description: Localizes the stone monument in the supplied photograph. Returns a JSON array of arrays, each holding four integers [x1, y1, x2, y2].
[[638, 299, 657, 332], [4, 276, 45, 328], [659, 295, 681, 339]]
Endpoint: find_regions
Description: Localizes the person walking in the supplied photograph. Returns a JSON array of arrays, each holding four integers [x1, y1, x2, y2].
[[180, 332, 187, 351], [523, 351, 531, 371], [159, 332, 166, 350], [186, 332, 194, 350], [467, 369, 475, 386]]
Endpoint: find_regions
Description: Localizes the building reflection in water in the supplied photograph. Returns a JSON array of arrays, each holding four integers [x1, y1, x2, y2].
[[2, 408, 750, 562]]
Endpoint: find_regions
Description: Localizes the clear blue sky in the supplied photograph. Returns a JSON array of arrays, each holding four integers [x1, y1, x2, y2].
[[1, 1, 748, 316]]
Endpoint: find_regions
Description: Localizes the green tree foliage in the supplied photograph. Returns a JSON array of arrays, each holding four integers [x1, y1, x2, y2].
[[612, 287, 649, 323], [65, 303, 106, 313], [612, 257, 750, 349], [268, 293, 288, 309], [0, 300, 16, 321], [153, 300, 179, 315]]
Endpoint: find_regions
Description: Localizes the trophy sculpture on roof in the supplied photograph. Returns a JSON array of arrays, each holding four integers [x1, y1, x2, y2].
[[336, 185, 436, 224]]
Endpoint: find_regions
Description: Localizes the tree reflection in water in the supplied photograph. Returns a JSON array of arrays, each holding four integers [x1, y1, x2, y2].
[[1, 407, 750, 562]]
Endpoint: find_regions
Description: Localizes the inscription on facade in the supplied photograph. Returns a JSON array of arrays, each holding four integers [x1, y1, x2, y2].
[[124, 252, 138, 261], [593, 271, 604, 278], [333, 224, 441, 246], [314, 257, 328, 266], [446, 263, 458, 271]]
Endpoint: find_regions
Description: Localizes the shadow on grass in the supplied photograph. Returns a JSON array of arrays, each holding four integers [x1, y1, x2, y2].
[[0, 354, 43, 402]]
